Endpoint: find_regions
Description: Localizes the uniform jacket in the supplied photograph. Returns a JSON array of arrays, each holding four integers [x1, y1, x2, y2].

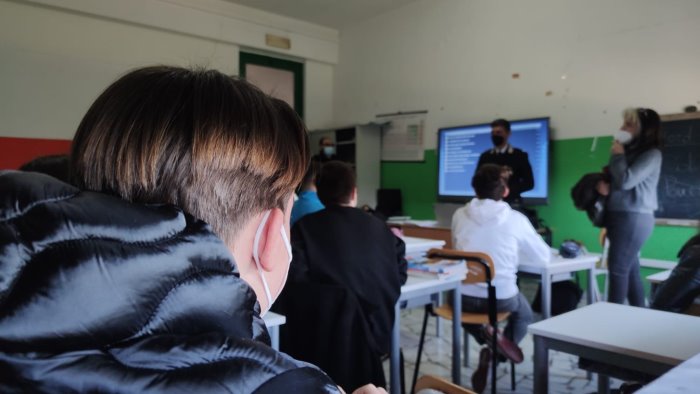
[[477, 145, 534, 203]]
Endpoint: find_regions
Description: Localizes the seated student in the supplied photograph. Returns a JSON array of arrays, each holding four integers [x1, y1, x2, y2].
[[291, 161, 324, 224], [281, 161, 407, 390], [0, 66, 385, 394], [451, 164, 551, 392], [651, 233, 700, 313]]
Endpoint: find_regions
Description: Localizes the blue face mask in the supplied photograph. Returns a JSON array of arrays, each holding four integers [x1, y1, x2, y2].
[[323, 146, 335, 157]]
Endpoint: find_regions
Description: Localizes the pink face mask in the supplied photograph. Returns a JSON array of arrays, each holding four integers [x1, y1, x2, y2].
[[252, 210, 293, 316]]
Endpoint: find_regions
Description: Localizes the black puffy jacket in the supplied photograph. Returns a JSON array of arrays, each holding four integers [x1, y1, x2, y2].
[[0, 171, 339, 393]]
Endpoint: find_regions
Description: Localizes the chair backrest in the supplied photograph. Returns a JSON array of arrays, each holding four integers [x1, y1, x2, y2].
[[426, 248, 495, 285], [426, 249, 499, 394], [415, 375, 477, 394], [599, 228, 610, 269]]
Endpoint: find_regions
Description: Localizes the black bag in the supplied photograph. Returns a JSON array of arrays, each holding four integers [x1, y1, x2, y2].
[[531, 280, 583, 316], [571, 172, 607, 228]]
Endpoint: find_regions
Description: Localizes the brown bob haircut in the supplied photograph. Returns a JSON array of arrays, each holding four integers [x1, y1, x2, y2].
[[472, 164, 507, 201], [71, 66, 309, 244], [317, 161, 356, 206]]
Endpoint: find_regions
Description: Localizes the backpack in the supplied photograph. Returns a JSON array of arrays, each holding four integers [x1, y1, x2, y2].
[[531, 280, 583, 316]]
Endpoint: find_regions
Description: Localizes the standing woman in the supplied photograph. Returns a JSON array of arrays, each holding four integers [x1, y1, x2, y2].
[[597, 108, 662, 306]]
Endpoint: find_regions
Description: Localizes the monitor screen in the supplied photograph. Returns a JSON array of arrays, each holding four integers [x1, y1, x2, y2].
[[437, 117, 549, 204]]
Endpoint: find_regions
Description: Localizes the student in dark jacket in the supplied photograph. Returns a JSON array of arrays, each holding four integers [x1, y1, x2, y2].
[[0, 66, 384, 394], [651, 234, 700, 313], [283, 161, 407, 389]]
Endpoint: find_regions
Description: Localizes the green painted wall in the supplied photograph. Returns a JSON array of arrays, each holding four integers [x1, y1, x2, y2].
[[381, 137, 696, 262]]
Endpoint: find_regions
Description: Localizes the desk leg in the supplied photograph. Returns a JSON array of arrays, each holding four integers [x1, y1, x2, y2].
[[436, 291, 442, 337], [585, 266, 596, 382], [452, 285, 462, 385], [390, 303, 401, 394], [533, 335, 548, 394], [597, 374, 610, 394], [270, 326, 279, 350], [587, 267, 595, 305], [541, 273, 552, 319]]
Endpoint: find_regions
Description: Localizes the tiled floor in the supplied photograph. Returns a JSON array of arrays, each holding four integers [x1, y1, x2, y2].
[[383, 278, 623, 394]]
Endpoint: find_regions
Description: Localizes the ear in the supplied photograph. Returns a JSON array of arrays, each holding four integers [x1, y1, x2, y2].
[[258, 208, 285, 272], [350, 187, 358, 207], [503, 186, 510, 199]]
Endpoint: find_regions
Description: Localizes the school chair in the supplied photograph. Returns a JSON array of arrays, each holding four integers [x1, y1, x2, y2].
[[414, 375, 477, 394], [411, 249, 515, 394], [592, 228, 610, 302]]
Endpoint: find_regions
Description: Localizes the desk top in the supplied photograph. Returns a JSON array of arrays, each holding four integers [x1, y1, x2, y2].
[[390, 220, 445, 228], [518, 252, 599, 275], [263, 311, 286, 327], [529, 302, 700, 366], [400, 275, 463, 301], [637, 351, 700, 393], [647, 269, 672, 284]]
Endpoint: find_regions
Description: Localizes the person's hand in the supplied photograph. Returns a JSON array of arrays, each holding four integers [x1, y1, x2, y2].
[[596, 180, 610, 196], [351, 384, 388, 394], [611, 140, 625, 155]]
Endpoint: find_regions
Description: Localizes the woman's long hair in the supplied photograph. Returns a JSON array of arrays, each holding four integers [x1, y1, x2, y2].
[[623, 107, 663, 153]]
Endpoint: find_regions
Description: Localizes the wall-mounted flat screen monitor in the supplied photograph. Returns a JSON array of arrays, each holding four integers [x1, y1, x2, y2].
[[437, 117, 549, 205]]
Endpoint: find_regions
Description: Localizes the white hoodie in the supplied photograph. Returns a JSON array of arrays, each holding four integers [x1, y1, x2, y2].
[[451, 198, 551, 300]]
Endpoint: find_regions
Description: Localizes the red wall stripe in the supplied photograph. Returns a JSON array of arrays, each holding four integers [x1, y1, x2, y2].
[[0, 137, 72, 170]]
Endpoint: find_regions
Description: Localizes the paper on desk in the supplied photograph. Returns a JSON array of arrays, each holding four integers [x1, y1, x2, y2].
[[407, 220, 440, 227]]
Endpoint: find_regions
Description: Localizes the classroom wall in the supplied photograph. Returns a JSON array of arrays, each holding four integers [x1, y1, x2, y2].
[[334, 0, 700, 144], [0, 0, 337, 155], [336, 0, 700, 261]]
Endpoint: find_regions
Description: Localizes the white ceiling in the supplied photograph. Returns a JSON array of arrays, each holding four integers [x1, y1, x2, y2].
[[224, 0, 418, 29]]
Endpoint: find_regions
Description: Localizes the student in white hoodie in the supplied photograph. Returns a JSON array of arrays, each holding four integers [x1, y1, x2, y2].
[[452, 164, 551, 389]]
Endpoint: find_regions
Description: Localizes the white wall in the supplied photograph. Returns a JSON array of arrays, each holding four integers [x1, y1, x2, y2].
[[334, 0, 700, 147], [0, 0, 337, 139], [305, 61, 335, 130]]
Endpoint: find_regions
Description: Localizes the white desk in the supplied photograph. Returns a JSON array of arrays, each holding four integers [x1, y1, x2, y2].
[[646, 270, 671, 284], [263, 311, 286, 350], [646, 270, 671, 294], [390, 275, 463, 394], [637, 351, 700, 393], [529, 302, 700, 394], [519, 252, 599, 319]]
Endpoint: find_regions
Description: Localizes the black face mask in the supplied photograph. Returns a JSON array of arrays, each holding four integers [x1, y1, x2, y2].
[[491, 135, 505, 147]]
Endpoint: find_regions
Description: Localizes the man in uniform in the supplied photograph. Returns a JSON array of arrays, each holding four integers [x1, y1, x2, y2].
[[476, 118, 534, 205]]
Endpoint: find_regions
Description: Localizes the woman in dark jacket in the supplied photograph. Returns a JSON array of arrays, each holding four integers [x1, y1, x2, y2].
[[597, 108, 662, 306], [0, 66, 359, 393]]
